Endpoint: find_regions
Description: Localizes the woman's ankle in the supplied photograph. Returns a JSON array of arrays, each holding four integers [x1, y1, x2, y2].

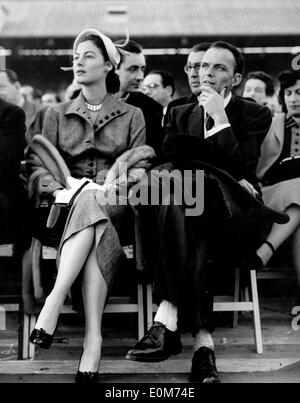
[[79, 339, 102, 373]]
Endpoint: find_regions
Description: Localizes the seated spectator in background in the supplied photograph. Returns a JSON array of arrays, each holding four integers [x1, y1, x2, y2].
[[115, 40, 164, 154], [141, 69, 175, 125], [64, 79, 82, 101], [0, 97, 26, 242], [0, 69, 47, 142], [21, 85, 42, 105], [168, 42, 211, 110], [256, 70, 300, 279], [41, 91, 61, 106], [243, 71, 281, 114]]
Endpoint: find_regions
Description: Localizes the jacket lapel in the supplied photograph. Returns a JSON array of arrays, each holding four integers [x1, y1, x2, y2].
[[188, 103, 205, 137], [65, 92, 128, 131], [93, 94, 128, 132]]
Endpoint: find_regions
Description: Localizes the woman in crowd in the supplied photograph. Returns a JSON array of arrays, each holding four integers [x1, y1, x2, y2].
[[255, 70, 300, 276], [28, 28, 153, 383]]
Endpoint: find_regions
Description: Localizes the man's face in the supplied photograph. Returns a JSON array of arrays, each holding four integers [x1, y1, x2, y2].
[[199, 47, 241, 97], [42, 93, 58, 105], [285, 79, 300, 118], [243, 78, 268, 105], [0, 72, 19, 104], [141, 73, 171, 107], [185, 51, 206, 95], [116, 52, 146, 94]]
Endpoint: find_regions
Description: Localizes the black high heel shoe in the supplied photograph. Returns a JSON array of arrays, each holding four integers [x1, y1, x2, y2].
[[75, 349, 100, 384], [29, 328, 54, 349], [75, 370, 99, 384]]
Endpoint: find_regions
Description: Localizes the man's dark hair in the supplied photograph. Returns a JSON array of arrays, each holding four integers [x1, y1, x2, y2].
[[278, 70, 300, 113], [0, 69, 19, 84], [209, 41, 245, 75], [115, 40, 143, 65], [245, 71, 275, 96], [191, 43, 211, 53], [147, 69, 175, 96]]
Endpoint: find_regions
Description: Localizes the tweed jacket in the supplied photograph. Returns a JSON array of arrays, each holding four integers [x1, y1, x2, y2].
[[256, 113, 286, 180], [29, 92, 146, 198]]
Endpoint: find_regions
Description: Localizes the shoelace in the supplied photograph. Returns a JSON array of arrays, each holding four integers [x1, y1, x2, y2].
[[140, 324, 164, 344]]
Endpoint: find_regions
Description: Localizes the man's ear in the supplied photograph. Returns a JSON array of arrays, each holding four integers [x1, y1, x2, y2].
[[232, 73, 242, 88], [15, 81, 21, 91], [165, 85, 173, 97]]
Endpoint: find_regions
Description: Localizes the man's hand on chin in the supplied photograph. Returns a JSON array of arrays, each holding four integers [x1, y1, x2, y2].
[[198, 86, 229, 126]]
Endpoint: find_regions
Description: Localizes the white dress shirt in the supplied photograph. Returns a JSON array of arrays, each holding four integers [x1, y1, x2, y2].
[[204, 93, 232, 139]]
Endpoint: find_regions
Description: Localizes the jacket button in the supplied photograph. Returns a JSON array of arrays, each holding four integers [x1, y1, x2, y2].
[[99, 120, 104, 124], [105, 115, 109, 120], [111, 112, 115, 116], [87, 170, 94, 176], [88, 162, 94, 167]]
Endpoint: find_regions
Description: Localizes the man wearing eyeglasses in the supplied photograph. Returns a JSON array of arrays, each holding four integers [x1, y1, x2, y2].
[[167, 43, 211, 111], [142, 70, 175, 125]]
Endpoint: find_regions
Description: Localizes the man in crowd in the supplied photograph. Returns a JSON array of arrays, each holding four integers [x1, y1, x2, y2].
[[0, 69, 47, 142], [126, 41, 274, 383], [141, 69, 175, 125], [168, 42, 211, 110], [242, 70, 280, 115], [243, 71, 275, 105], [0, 96, 26, 242], [115, 40, 164, 154]]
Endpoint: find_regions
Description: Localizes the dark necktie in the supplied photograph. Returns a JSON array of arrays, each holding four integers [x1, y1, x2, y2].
[[205, 114, 214, 131]]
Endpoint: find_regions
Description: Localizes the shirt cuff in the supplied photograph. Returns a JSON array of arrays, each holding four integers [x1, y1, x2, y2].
[[206, 123, 231, 138]]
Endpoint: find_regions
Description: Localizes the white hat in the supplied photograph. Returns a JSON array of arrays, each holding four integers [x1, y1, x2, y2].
[[61, 28, 129, 71]]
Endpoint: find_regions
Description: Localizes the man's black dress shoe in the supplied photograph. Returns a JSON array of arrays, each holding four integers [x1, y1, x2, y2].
[[125, 322, 182, 362], [190, 347, 221, 383], [75, 371, 99, 384], [29, 328, 53, 349]]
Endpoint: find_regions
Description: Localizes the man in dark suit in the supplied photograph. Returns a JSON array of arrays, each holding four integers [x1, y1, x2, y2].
[[0, 69, 47, 143], [126, 42, 273, 383], [0, 97, 26, 242], [166, 42, 211, 113], [115, 40, 164, 155]]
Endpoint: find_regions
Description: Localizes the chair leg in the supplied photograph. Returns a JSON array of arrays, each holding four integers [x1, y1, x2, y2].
[[233, 268, 240, 328], [146, 284, 153, 330], [18, 303, 24, 360], [137, 284, 144, 340], [28, 315, 37, 359], [22, 314, 30, 359], [250, 270, 263, 354]]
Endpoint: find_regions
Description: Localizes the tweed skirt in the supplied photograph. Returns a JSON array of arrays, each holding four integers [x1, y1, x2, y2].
[[262, 178, 300, 212], [57, 189, 130, 289]]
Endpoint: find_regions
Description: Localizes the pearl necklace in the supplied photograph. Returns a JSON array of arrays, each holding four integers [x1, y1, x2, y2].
[[85, 102, 102, 112]]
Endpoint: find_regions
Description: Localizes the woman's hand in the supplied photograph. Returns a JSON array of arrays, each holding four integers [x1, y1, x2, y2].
[[238, 179, 259, 198], [53, 189, 64, 199]]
